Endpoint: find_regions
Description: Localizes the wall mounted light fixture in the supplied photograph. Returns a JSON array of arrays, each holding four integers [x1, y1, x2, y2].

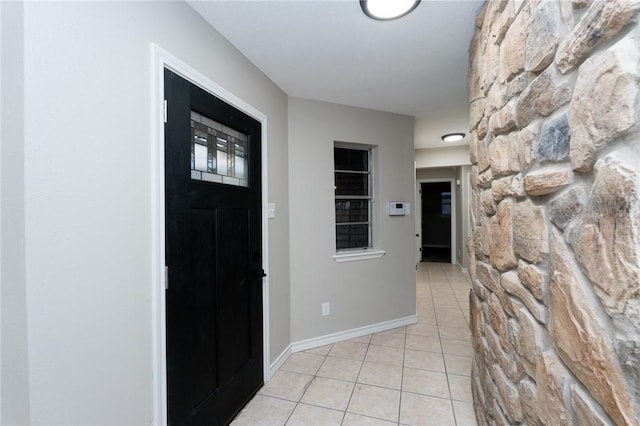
[[360, 0, 421, 21], [441, 133, 465, 142]]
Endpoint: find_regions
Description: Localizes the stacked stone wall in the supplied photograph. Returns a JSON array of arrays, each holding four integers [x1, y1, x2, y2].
[[468, 0, 640, 424]]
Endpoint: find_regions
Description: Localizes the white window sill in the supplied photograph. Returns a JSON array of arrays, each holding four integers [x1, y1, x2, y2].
[[332, 249, 386, 263]]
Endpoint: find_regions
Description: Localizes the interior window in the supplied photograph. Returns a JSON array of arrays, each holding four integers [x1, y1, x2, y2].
[[334, 145, 373, 250]]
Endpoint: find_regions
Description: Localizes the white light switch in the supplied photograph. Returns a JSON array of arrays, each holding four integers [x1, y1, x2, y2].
[[267, 202, 276, 219]]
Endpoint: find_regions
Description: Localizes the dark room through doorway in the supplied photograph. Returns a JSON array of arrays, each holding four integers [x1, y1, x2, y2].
[[420, 181, 452, 263]]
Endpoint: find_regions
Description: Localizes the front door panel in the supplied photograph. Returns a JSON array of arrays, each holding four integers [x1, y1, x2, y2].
[[164, 69, 263, 425]]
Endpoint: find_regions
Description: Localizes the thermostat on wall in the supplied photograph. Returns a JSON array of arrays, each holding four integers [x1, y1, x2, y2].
[[388, 201, 408, 216]]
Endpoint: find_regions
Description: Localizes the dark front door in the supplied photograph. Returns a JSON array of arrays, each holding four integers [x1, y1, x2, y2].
[[421, 182, 452, 263], [164, 69, 264, 425]]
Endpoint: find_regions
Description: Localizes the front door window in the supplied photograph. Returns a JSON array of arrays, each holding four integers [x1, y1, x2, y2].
[[190, 110, 248, 187]]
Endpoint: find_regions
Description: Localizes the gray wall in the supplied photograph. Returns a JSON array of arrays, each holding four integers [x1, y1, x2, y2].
[[288, 97, 416, 342], [7, 2, 290, 424], [416, 167, 457, 180], [1, 2, 30, 424]]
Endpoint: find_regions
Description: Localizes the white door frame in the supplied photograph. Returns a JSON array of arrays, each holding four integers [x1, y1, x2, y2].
[[150, 44, 271, 426], [415, 178, 456, 264]]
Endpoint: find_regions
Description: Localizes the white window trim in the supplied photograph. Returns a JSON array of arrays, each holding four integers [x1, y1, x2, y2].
[[333, 249, 386, 262], [333, 142, 386, 261]]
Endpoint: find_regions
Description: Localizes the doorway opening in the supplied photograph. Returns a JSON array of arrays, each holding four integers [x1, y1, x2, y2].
[[419, 181, 453, 263]]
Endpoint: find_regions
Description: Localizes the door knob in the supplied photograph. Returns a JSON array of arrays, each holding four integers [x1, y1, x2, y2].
[[253, 268, 267, 280]]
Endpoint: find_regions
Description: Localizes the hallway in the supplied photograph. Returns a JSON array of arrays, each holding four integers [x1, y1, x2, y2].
[[232, 263, 476, 425]]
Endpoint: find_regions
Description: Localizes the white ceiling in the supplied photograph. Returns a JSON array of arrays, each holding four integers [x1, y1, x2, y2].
[[188, 0, 483, 149]]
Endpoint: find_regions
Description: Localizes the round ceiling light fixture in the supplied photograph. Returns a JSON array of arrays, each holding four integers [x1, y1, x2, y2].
[[441, 133, 466, 142], [360, 0, 421, 21]]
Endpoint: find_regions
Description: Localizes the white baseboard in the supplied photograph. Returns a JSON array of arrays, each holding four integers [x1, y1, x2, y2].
[[457, 264, 469, 275], [267, 343, 292, 380], [289, 315, 418, 354]]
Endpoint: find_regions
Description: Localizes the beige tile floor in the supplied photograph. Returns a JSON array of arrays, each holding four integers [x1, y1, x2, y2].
[[232, 262, 477, 426]]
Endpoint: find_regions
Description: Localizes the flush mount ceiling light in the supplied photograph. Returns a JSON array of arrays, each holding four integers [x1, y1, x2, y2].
[[441, 133, 466, 142], [360, 0, 421, 21]]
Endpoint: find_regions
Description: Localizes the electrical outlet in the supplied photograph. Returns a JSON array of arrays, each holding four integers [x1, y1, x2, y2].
[[321, 302, 330, 316]]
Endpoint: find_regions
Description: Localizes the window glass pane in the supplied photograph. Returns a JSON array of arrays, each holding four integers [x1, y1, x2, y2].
[[334, 145, 373, 251], [335, 172, 368, 196], [441, 191, 451, 216], [190, 110, 248, 187], [234, 141, 247, 180], [216, 137, 228, 176], [194, 144, 208, 172], [334, 147, 368, 171], [335, 200, 369, 223], [336, 224, 370, 250]]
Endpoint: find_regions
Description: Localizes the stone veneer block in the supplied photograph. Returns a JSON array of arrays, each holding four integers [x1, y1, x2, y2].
[[517, 260, 546, 301], [488, 199, 518, 271], [516, 128, 534, 172], [469, 32, 486, 102], [478, 169, 493, 189], [467, 238, 476, 277], [574, 151, 640, 319], [480, 189, 496, 216], [470, 98, 486, 131], [489, 134, 521, 177], [487, 82, 509, 113], [548, 186, 585, 230], [550, 228, 636, 425], [538, 113, 570, 163], [569, 36, 640, 172], [481, 220, 491, 257], [571, 385, 616, 426], [525, 0, 560, 72], [491, 176, 513, 202], [473, 227, 484, 259], [556, 0, 640, 73], [502, 271, 547, 324], [513, 198, 549, 264], [470, 291, 485, 352], [491, 174, 525, 202], [488, 99, 517, 134], [499, 6, 529, 83], [518, 377, 538, 425], [536, 351, 574, 425], [487, 324, 523, 383], [515, 67, 572, 128], [488, 293, 510, 350], [512, 298, 546, 375], [482, 40, 502, 97], [469, 130, 478, 164], [506, 71, 531, 99], [492, 363, 524, 423], [524, 165, 573, 195], [476, 262, 501, 294], [477, 138, 491, 172], [488, 2, 515, 46], [470, 165, 479, 189]]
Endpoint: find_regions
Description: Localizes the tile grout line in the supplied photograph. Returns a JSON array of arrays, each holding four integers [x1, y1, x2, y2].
[[339, 338, 370, 425], [397, 326, 407, 426]]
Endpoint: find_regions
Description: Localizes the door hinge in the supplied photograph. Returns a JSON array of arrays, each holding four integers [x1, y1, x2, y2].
[[164, 100, 168, 123], [165, 266, 169, 290]]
